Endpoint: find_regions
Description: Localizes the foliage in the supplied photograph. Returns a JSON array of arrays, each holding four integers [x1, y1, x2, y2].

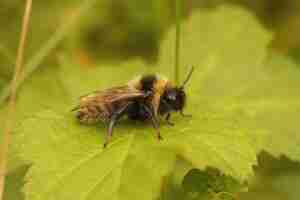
[[239, 152, 300, 200], [3, 165, 30, 200], [1, 4, 300, 200]]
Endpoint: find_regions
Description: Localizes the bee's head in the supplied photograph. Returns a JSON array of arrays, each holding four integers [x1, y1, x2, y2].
[[163, 87, 186, 111], [160, 67, 194, 113]]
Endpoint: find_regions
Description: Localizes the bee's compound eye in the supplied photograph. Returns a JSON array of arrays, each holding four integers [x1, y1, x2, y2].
[[167, 93, 176, 101]]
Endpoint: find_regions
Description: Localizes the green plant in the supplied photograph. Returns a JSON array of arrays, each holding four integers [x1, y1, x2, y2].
[[1, 3, 300, 200]]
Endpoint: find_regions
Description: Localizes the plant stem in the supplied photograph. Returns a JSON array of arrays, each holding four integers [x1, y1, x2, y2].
[[175, 0, 182, 85], [0, 0, 32, 199]]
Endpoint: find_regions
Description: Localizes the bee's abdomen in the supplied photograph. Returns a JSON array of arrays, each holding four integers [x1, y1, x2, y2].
[[76, 104, 109, 124]]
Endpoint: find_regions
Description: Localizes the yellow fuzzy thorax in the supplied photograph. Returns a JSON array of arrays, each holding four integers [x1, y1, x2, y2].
[[128, 75, 172, 116]]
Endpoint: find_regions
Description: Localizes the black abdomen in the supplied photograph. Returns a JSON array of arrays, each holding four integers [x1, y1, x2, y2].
[[126, 102, 150, 121]]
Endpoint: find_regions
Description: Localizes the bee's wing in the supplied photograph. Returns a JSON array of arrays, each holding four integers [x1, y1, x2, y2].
[[96, 86, 146, 102], [77, 86, 145, 107]]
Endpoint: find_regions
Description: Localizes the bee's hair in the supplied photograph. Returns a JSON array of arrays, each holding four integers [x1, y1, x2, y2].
[[128, 74, 170, 90]]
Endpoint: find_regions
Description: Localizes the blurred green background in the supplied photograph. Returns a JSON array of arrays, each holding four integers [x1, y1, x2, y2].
[[1, 0, 300, 81]]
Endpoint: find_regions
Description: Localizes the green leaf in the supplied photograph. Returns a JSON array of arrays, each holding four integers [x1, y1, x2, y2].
[[252, 55, 300, 160], [160, 165, 244, 200], [16, 110, 176, 200], [4, 164, 30, 200], [11, 5, 300, 200], [182, 168, 243, 200], [160, 159, 193, 200], [159, 6, 300, 162], [239, 152, 300, 200]]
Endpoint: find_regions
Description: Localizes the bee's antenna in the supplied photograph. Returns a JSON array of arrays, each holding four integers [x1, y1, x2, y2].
[[180, 66, 195, 89]]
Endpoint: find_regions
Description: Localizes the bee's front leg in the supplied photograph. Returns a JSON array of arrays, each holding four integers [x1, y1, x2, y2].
[[180, 110, 192, 118], [165, 113, 175, 126]]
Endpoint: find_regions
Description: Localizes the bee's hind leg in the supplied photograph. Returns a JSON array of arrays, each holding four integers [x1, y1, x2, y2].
[[104, 115, 118, 148], [103, 103, 130, 148]]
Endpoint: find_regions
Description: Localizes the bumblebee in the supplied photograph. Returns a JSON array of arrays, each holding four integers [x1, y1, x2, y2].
[[73, 67, 194, 147]]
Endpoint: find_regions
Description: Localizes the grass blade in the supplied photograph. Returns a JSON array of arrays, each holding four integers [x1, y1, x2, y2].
[[0, 1, 32, 199]]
